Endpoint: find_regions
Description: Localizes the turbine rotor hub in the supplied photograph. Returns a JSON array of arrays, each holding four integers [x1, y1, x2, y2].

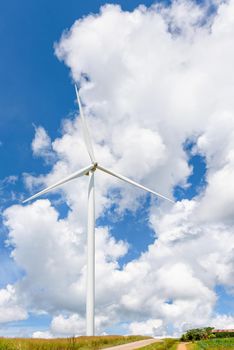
[[92, 162, 98, 172]]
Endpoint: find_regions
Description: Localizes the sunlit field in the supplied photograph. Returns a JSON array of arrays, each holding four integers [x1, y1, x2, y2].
[[0, 335, 150, 350], [138, 338, 178, 349], [188, 338, 234, 349]]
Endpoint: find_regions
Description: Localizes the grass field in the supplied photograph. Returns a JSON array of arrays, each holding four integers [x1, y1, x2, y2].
[[187, 338, 234, 349], [139, 338, 178, 350], [0, 335, 150, 350]]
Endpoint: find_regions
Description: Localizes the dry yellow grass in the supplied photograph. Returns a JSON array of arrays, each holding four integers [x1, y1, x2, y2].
[[0, 335, 151, 350]]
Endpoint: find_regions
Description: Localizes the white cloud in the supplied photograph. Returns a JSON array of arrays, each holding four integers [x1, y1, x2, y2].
[[0, 285, 27, 323], [210, 314, 234, 330], [128, 319, 165, 337], [2, 0, 234, 337], [50, 314, 85, 336], [32, 313, 109, 338], [4, 200, 128, 316], [31, 126, 54, 162], [0, 175, 18, 202], [32, 331, 53, 339]]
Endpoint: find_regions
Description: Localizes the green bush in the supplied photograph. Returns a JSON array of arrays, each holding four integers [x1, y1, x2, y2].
[[213, 332, 234, 338], [180, 327, 214, 341]]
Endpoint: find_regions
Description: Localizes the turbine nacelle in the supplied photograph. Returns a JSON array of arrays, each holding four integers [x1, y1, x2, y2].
[[92, 162, 98, 171], [85, 163, 98, 176]]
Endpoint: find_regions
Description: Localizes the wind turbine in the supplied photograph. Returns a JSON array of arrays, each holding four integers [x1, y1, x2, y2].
[[23, 85, 174, 336]]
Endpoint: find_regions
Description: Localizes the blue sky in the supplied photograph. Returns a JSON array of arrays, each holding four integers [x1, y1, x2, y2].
[[0, 0, 234, 337], [0, 0, 156, 180]]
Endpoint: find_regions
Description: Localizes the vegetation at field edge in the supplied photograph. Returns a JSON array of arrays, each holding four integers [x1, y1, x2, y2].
[[0, 335, 150, 350], [187, 337, 234, 349], [180, 328, 215, 342], [138, 338, 178, 350], [180, 327, 234, 342]]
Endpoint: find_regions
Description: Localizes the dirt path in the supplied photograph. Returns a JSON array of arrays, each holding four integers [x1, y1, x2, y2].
[[103, 338, 161, 350], [177, 343, 189, 350]]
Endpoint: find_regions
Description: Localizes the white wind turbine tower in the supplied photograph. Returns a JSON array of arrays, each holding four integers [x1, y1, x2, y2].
[[23, 85, 174, 336]]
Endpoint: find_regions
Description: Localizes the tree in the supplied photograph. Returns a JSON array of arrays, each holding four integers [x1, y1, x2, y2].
[[180, 327, 215, 341]]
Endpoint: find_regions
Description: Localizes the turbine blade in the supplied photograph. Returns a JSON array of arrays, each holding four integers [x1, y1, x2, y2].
[[23, 164, 93, 203], [97, 165, 175, 203], [75, 85, 96, 164]]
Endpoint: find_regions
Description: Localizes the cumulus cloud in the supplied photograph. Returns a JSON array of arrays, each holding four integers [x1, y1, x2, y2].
[[4, 200, 128, 316], [0, 285, 27, 323], [128, 319, 165, 337], [50, 314, 85, 336], [32, 313, 109, 338], [210, 315, 234, 330], [31, 126, 54, 162], [32, 331, 53, 339], [1, 0, 234, 337]]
